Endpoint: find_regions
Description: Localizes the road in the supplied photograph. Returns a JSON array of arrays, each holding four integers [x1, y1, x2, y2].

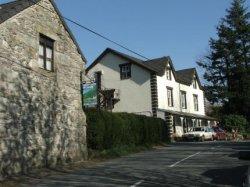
[[14, 141, 250, 187]]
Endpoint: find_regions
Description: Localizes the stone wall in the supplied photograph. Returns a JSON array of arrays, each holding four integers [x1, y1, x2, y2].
[[0, 0, 87, 179]]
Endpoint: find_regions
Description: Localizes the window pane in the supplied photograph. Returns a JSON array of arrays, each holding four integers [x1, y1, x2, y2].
[[120, 64, 131, 79], [166, 70, 171, 80], [46, 47, 53, 59], [167, 89, 173, 106], [181, 92, 186, 108], [193, 95, 198, 111], [39, 44, 44, 56], [46, 60, 52, 71], [38, 57, 44, 68]]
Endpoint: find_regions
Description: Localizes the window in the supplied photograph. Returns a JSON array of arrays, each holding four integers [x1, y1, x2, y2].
[[167, 87, 173, 107], [166, 69, 172, 80], [193, 94, 199, 111], [193, 78, 197, 89], [39, 34, 54, 71], [180, 91, 187, 109], [119, 63, 131, 80]]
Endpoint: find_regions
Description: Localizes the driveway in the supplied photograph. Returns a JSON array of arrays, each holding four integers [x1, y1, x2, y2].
[[8, 141, 250, 187]]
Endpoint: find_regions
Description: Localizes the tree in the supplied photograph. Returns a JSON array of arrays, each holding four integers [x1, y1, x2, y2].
[[222, 115, 248, 133], [197, 0, 250, 121]]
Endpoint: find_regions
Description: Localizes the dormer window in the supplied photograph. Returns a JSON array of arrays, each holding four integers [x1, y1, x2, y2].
[[38, 34, 54, 71], [166, 69, 172, 80], [193, 78, 197, 89]]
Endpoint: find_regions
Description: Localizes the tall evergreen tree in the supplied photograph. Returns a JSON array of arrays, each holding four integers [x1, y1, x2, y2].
[[197, 0, 250, 121]]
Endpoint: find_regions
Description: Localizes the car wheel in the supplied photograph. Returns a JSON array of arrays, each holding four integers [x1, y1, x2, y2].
[[211, 136, 214, 141]]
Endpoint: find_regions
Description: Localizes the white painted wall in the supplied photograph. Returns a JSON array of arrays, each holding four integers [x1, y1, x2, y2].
[[87, 54, 205, 118], [157, 70, 180, 112], [87, 53, 152, 115], [157, 66, 205, 116], [179, 83, 205, 115]]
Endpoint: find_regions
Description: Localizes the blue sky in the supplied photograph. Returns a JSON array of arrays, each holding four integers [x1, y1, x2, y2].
[[1, 0, 249, 77]]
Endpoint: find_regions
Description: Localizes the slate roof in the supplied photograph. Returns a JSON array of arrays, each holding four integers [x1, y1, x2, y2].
[[144, 57, 170, 76], [0, 0, 37, 24], [176, 68, 196, 85], [87, 48, 202, 87], [86, 48, 159, 74], [157, 108, 216, 120], [0, 0, 87, 62]]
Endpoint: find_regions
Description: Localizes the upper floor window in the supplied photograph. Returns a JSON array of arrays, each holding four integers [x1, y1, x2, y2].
[[39, 34, 54, 71], [180, 91, 187, 109], [166, 69, 172, 80], [193, 78, 198, 89], [193, 94, 199, 111], [167, 87, 173, 107], [119, 63, 131, 80]]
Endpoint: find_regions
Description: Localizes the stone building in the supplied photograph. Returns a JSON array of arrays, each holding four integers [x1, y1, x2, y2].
[[0, 0, 87, 178]]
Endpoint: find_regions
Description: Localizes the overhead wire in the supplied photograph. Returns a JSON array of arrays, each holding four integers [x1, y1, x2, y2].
[[29, 0, 150, 60]]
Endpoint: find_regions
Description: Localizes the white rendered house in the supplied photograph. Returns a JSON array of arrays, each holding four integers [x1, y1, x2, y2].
[[86, 48, 216, 137]]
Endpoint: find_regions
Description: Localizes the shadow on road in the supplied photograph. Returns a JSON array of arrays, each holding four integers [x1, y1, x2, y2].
[[202, 165, 248, 186]]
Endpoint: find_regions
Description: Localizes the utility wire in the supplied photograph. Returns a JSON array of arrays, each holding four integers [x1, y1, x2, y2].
[[29, 0, 150, 60]]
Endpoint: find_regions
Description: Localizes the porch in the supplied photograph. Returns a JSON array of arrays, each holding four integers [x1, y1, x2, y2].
[[157, 109, 217, 138]]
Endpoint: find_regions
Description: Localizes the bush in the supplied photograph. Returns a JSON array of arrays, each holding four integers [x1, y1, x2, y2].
[[222, 115, 248, 133], [85, 109, 169, 151]]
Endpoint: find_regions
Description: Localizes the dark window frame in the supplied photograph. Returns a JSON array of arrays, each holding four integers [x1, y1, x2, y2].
[[180, 90, 187, 109], [119, 63, 131, 80], [39, 34, 54, 72], [167, 87, 174, 107]]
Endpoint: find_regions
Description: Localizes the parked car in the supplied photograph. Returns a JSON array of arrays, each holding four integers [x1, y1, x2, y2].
[[212, 126, 227, 140], [182, 127, 216, 142]]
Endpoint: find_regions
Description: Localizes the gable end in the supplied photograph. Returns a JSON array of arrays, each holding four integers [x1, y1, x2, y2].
[[0, 0, 86, 62]]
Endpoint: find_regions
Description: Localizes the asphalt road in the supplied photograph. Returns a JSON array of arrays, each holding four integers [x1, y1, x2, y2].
[[13, 141, 250, 187]]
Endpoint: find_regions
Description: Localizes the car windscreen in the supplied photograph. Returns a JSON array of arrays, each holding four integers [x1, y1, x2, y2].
[[192, 127, 204, 131], [213, 127, 224, 132]]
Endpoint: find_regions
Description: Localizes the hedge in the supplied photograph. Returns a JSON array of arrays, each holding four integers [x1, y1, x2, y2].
[[85, 109, 169, 151]]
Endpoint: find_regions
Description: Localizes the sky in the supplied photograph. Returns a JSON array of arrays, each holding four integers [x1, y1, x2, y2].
[[1, 0, 249, 78]]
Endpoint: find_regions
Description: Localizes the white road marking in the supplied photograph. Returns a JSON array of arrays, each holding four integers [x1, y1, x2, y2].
[[169, 152, 201, 168], [131, 180, 144, 187]]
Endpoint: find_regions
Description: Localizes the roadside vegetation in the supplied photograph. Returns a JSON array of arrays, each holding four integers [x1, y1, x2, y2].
[[197, 0, 250, 136], [85, 109, 169, 159], [222, 115, 250, 139]]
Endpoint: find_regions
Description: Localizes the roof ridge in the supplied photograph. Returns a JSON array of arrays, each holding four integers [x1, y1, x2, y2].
[[176, 67, 196, 72], [144, 56, 169, 63], [106, 47, 144, 62]]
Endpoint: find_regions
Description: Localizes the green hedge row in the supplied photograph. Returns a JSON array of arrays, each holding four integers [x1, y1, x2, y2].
[[85, 109, 169, 150]]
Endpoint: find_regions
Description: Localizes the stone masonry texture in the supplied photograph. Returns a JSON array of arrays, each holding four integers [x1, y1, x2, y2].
[[0, 0, 87, 179]]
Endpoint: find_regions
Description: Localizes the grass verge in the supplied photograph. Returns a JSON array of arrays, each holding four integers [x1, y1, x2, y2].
[[88, 142, 168, 160]]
